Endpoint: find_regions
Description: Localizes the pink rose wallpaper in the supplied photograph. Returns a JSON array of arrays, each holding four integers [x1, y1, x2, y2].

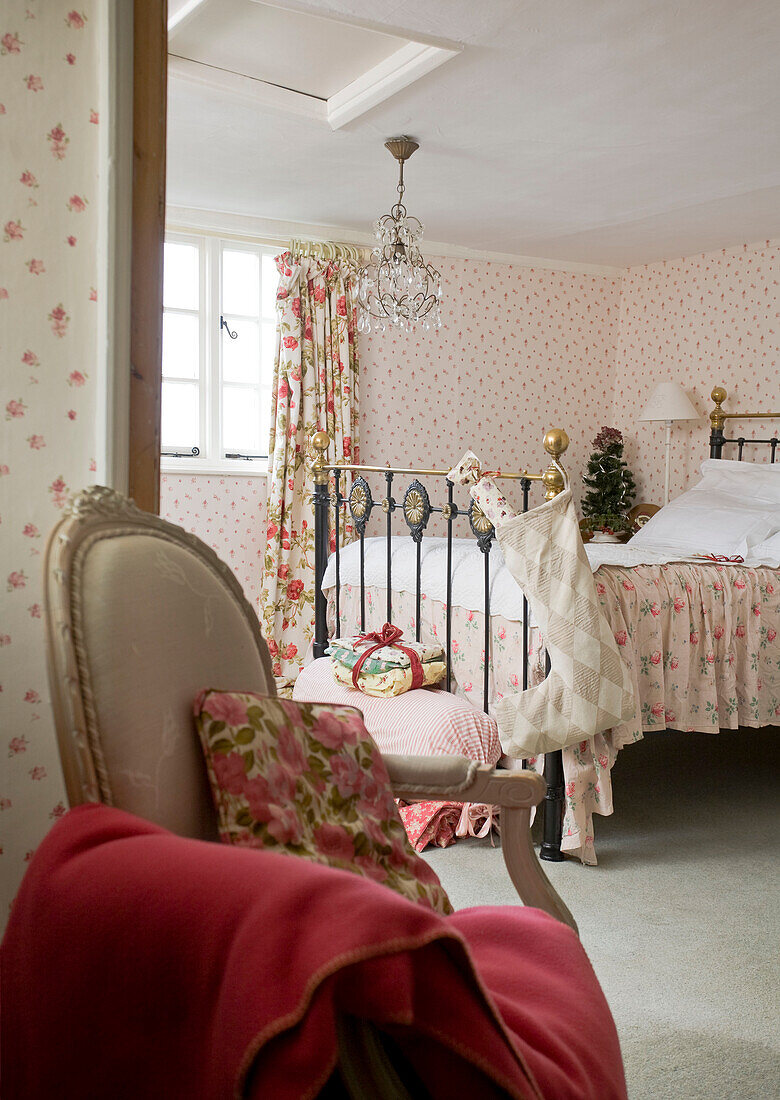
[[0, 0, 100, 924], [613, 241, 779, 502], [160, 475, 268, 611], [360, 258, 622, 508]]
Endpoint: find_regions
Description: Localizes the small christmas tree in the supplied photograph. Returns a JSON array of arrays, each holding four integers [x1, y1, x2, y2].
[[581, 427, 636, 534]]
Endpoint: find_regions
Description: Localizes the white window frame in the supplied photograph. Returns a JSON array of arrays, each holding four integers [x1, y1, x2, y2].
[[160, 231, 277, 476]]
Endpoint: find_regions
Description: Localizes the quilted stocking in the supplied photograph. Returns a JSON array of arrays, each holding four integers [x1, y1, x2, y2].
[[492, 489, 636, 758], [447, 451, 636, 757]]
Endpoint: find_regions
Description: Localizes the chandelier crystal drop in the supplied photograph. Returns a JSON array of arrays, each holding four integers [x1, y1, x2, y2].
[[356, 137, 442, 334]]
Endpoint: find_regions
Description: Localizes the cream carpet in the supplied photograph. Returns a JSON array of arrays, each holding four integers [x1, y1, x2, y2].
[[423, 727, 780, 1100]]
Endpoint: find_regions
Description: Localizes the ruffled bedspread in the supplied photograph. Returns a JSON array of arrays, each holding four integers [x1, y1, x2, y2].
[[559, 561, 779, 862]]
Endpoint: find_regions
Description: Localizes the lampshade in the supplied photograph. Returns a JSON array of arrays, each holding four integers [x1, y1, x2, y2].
[[638, 382, 699, 423]]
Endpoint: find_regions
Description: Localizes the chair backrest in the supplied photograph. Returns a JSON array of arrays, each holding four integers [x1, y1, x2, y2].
[[44, 486, 276, 842]]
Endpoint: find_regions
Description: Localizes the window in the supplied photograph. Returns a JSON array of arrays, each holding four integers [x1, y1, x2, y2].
[[161, 232, 279, 473]]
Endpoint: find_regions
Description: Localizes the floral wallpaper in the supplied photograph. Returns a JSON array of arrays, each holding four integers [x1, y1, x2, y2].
[[360, 259, 623, 511], [160, 474, 267, 611], [613, 240, 780, 503], [0, 1, 101, 924]]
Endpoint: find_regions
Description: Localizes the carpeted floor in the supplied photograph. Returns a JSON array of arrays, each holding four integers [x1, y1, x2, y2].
[[422, 726, 780, 1100]]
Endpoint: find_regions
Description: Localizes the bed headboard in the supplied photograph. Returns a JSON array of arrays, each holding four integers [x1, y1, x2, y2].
[[709, 385, 779, 462], [309, 431, 569, 713]]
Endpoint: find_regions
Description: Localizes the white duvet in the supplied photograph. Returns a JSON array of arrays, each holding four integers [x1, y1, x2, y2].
[[321, 535, 780, 624]]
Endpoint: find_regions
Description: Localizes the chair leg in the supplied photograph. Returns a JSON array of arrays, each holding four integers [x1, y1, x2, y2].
[[334, 1014, 420, 1100], [501, 806, 578, 934]]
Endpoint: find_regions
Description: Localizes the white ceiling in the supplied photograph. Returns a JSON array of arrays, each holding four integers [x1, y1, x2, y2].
[[171, 0, 407, 99], [166, 0, 780, 268]]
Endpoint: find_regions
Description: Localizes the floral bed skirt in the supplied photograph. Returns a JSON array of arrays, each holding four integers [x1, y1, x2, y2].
[[326, 563, 779, 863], [560, 561, 779, 862]]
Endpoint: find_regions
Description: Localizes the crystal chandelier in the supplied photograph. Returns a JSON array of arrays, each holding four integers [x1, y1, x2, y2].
[[356, 137, 442, 334]]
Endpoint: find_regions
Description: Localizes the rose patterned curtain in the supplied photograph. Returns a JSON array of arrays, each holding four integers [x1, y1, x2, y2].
[[260, 251, 359, 693]]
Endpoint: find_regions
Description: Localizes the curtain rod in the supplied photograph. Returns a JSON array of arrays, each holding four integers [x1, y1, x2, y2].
[[165, 224, 370, 260], [289, 238, 368, 263]]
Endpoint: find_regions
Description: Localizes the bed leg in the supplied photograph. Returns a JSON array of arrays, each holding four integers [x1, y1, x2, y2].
[[313, 479, 330, 659], [539, 749, 565, 861]]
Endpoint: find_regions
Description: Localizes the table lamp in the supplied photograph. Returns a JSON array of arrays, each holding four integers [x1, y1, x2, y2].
[[638, 382, 699, 505]]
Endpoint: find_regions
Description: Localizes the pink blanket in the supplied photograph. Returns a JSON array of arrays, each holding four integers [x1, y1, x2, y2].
[[1, 804, 626, 1099]]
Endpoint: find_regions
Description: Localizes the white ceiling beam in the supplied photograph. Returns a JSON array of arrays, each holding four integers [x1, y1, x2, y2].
[[167, 56, 328, 123], [168, 0, 210, 37], [327, 41, 460, 130]]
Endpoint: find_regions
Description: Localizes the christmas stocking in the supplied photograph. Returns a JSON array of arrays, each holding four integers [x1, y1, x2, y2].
[[493, 488, 635, 757], [447, 452, 635, 758]]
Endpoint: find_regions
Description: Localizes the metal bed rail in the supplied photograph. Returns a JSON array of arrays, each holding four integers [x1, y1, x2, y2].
[[708, 385, 779, 461], [310, 429, 570, 861]]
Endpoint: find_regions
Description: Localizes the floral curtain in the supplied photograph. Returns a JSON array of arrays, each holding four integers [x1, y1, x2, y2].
[[260, 251, 360, 692]]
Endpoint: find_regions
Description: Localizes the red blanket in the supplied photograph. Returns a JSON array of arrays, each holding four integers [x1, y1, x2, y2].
[[1, 805, 626, 1099]]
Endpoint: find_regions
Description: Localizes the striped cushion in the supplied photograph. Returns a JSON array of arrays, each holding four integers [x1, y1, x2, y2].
[[293, 659, 501, 765]]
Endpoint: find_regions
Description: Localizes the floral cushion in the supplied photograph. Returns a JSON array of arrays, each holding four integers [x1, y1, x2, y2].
[[193, 690, 452, 914]]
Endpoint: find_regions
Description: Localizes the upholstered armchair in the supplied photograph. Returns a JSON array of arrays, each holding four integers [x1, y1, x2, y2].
[[43, 486, 574, 930]]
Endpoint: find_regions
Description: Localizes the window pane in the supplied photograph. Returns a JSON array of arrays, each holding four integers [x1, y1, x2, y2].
[[262, 322, 277, 379], [259, 387, 272, 455], [262, 253, 279, 318], [222, 318, 260, 384], [161, 381, 199, 450], [163, 242, 199, 310], [223, 386, 262, 454], [223, 249, 259, 317], [162, 311, 199, 379]]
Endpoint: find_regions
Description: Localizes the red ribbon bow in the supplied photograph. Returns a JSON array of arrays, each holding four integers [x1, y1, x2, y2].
[[351, 622, 425, 690]]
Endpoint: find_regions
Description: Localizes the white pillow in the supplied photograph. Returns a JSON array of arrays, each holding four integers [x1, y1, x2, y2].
[[629, 486, 780, 559], [694, 459, 780, 504], [749, 531, 780, 568]]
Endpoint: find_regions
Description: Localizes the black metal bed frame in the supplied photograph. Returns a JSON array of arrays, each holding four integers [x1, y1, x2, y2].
[[310, 430, 570, 861]]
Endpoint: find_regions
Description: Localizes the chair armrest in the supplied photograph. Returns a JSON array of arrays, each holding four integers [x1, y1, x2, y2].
[[385, 754, 545, 807], [383, 754, 479, 796], [386, 753, 577, 934]]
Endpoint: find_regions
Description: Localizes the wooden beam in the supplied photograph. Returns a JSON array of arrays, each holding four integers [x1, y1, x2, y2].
[[129, 0, 167, 514]]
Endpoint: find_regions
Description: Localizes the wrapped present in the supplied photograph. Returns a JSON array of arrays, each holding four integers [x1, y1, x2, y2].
[[449, 450, 517, 529], [447, 449, 482, 487], [470, 475, 514, 528], [328, 623, 446, 698]]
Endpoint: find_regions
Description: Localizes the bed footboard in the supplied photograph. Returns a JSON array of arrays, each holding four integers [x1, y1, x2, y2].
[[309, 430, 571, 861]]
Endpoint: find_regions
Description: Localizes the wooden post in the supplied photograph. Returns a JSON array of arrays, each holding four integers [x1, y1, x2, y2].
[[128, 0, 167, 513]]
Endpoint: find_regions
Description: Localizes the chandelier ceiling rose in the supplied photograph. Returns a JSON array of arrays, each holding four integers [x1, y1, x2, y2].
[[356, 136, 442, 335], [384, 137, 419, 163]]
